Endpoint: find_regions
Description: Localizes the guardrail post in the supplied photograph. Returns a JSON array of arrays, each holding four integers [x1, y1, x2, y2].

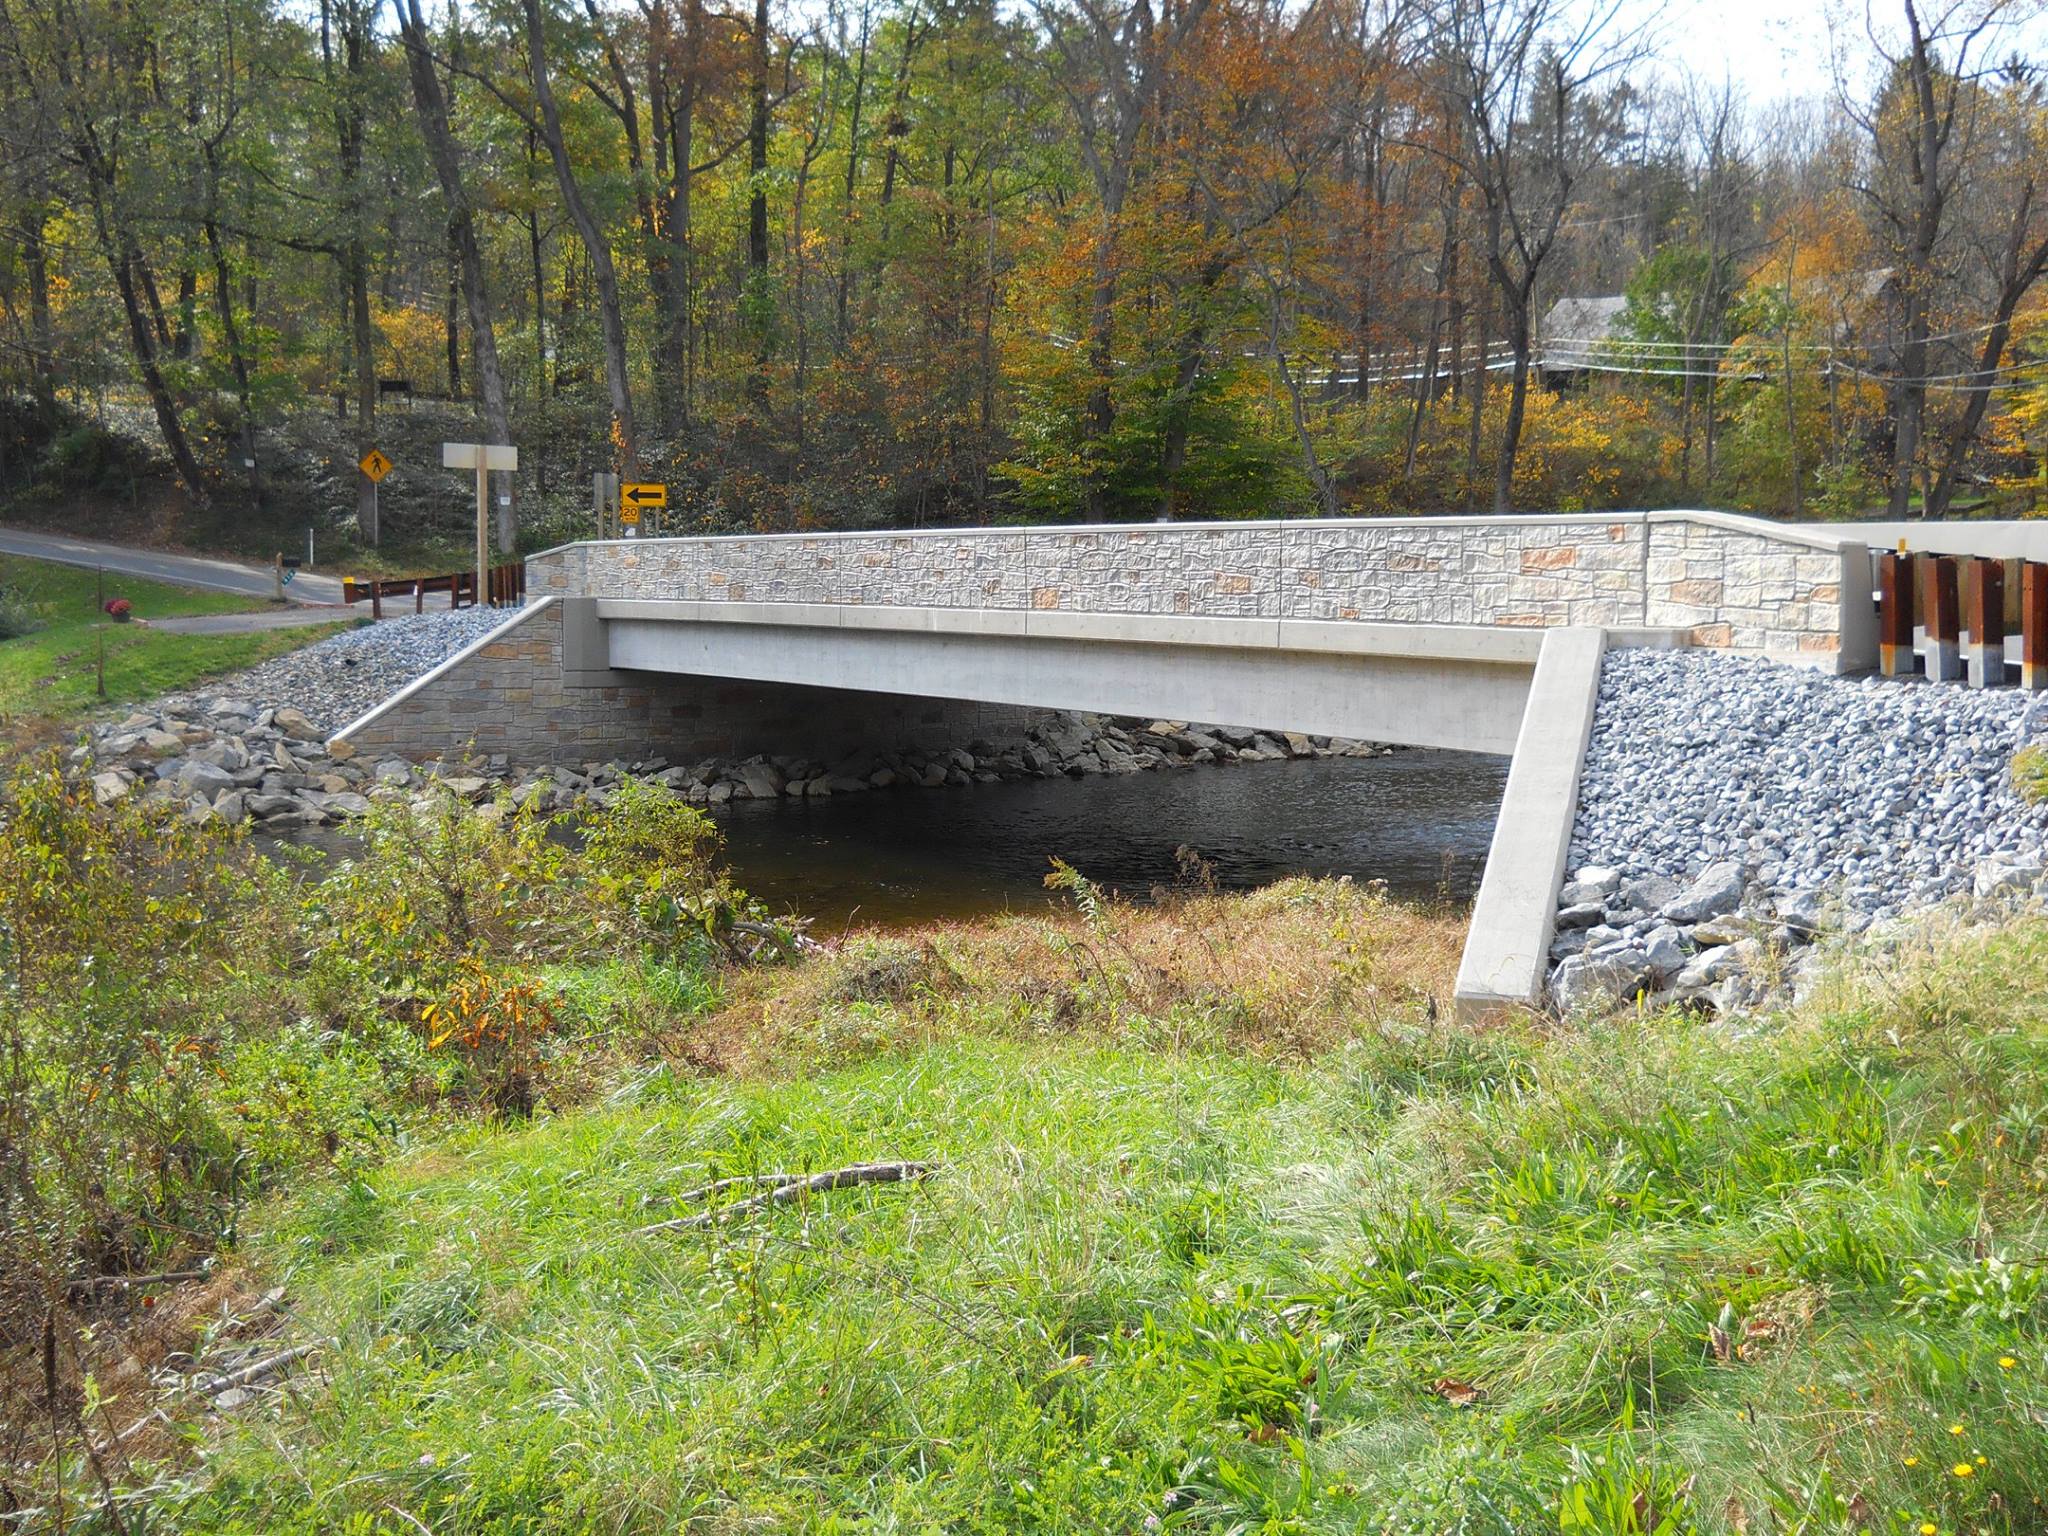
[[370, 580, 383, 621], [2024, 563, 2048, 692], [1968, 556, 2005, 688], [1925, 556, 1962, 681], [1878, 550, 1915, 676]]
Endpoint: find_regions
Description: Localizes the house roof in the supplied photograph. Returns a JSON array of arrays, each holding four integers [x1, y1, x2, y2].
[[1537, 295, 1628, 370]]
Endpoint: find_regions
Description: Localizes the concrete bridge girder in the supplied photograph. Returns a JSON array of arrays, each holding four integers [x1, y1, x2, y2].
[[584, 598, 1551, 757]]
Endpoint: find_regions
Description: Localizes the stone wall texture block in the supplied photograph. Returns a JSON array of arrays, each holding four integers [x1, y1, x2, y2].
[[535, 514, 1848, 659]]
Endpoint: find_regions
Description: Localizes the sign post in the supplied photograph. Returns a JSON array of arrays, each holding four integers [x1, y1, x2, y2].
[[358, 448, 392, 551], [443, 442, 518, 605], [620, 481, 667, 538]]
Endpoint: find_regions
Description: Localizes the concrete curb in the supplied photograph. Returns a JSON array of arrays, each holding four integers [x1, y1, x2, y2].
[[1452, 626, 1609, 1021], [529, 507, 1856, 563], [327, 600, 551, 750]]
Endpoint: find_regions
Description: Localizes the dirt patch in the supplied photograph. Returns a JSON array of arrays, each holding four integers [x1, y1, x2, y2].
[[0, 1264, 284, 1495]]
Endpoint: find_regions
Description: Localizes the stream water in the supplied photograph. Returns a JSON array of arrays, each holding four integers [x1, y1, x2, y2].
[[264, 750, 1510, 930], [715, 749, 1508, 928]]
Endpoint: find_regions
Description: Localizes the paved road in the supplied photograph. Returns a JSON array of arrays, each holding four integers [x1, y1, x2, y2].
[[0, 526, 350, 606]]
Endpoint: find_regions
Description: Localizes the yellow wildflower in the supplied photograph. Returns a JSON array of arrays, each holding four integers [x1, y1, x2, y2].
[[1921, 1524, 1937, 1535], [1953, 1462, 1975, 1478], [1999, 1356, 2017, 1369], [1949, 1423, 1966, 1436]]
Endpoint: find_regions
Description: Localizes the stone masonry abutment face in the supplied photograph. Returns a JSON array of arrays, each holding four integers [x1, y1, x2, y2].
[[338, 600, 1069, 767]]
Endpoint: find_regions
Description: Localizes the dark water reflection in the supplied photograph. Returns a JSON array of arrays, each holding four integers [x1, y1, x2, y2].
[[262, 751, 1509, 931], [715, 750, 1509, 929]]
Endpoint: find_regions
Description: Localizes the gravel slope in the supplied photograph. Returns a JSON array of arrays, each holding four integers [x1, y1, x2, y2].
[[214, 606, 525, 731], [1570, 648, 2048, 924]]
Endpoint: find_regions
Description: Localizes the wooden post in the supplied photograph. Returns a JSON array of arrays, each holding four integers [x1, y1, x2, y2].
[[1925, 556, 1962, 681], [2023, 563, 2048, 692], [1879, 551, 1914, 676], [1968, 556, 2005, 688], [371, 580, 383, 621], [442, 442, 516, 609], [414, 578, 424, 615]]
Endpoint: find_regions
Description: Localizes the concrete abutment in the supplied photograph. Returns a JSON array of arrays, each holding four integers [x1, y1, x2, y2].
[[337, 599, 1069, 767]]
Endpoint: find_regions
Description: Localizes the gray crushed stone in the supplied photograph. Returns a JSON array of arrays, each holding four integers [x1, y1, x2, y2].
[[207, 605, 525, 731]]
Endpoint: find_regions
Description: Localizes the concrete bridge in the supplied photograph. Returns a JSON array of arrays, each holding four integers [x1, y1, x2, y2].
[[336, 510, 1881, 1020]]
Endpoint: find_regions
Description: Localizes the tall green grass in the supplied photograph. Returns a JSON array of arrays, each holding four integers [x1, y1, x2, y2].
[[164, 917, 2048, 1534]]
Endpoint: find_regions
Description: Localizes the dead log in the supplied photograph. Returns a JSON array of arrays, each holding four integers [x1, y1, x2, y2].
[[635, 1161, 933, 1236]]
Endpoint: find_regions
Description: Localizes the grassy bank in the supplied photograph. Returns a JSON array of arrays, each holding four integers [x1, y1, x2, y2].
[[8, 759, 2048, 1533], [144, 912, 2048, 1535], [0, 553, 349, 727]]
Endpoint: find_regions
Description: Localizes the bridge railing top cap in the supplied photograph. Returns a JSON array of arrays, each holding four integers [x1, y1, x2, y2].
[[531, 508, 1853, 559]]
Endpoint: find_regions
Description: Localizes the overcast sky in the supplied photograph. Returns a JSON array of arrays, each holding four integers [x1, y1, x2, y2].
[[1636, 0, 2048, 108]]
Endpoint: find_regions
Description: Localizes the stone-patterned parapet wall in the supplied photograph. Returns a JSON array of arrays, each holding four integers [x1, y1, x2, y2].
[[528, 512, 1866, 663], [1643, 519, 1854, 658]]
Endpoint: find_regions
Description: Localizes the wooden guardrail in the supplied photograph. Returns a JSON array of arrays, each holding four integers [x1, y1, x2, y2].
[[1874, 550, 2048, 689], [342, 562, 526, 618]]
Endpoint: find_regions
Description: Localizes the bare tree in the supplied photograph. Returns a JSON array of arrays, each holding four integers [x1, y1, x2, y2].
[[522, 0, 640, 472], [1432, 0, 1642, 510], [320, 0, 381, 539], [1842, 0, 2037, 517], [398, 0, 518, 546]]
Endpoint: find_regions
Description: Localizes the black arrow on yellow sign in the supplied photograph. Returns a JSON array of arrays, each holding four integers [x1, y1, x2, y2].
[[621, 482, 667, 508]]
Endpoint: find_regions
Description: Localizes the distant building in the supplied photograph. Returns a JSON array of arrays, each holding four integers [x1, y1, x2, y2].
[[1536, 295, 1629, 387], [1537, 271, 1911, 391]]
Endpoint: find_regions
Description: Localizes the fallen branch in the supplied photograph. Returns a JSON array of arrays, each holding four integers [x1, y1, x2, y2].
[[643, 1171, 806, 1208], [193, 1340, 324, 1397], [635, 1161, 934, 1236], [87, 1328, 321, 1458]]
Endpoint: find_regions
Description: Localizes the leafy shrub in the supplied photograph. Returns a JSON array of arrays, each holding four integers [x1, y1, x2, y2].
[[0, 588, 38, 641], [422, 959, 563, 1116], [0, 756, 255, 1330], [303, 782, 578, 996], [578, 776, 803, 962], [44, 420, 153, 493]]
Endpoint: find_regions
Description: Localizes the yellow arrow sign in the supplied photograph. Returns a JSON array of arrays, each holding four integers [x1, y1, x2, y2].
[[359, 448, 393, 482], [620, 481, 667, 509]]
